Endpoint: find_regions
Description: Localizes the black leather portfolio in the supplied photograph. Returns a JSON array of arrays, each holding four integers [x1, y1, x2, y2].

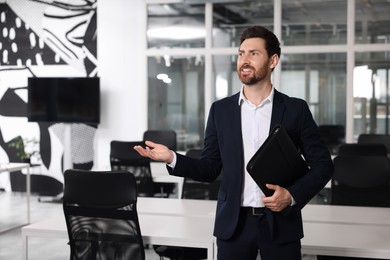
[[246, 125, 309, 197]]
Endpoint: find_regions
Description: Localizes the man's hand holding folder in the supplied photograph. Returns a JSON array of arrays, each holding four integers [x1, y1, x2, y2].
[[246, 125, 309, 214]]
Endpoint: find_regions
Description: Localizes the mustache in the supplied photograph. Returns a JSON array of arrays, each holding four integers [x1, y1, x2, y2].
[[239, 64, 254, 71]]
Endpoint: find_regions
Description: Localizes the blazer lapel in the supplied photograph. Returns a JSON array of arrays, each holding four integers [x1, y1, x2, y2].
[[231, 93, 243, 150], [270, 89, 286, 132]]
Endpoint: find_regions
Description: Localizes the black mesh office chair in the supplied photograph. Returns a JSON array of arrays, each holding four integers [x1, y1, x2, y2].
[[181, 148, 221, 200], [318, 124, 345, 155], [337, 143, 388, 157], [143, 130, 177, 151], [331, 155, 390, 207], [358, 134, 390, 154], [154, 148, 221, 260], [317, 154, 390, 260], [63, 169, 145, 260], [110, 140, 155, 197], [142, 130, 177, 197]]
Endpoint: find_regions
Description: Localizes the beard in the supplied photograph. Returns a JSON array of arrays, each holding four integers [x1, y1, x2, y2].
[[237, 64, 268, 86]]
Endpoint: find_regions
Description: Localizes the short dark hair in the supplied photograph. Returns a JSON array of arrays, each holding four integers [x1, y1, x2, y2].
[[240, 26, 281, 58]]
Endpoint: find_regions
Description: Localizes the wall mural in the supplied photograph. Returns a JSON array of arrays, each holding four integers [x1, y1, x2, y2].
[[0, 0, 97, 194]]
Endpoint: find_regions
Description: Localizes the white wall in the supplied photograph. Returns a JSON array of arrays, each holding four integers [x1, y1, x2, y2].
[[95, 0, 147, 169]]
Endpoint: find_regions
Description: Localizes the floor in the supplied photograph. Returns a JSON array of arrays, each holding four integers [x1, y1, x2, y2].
[[0, 191, 321, 260]]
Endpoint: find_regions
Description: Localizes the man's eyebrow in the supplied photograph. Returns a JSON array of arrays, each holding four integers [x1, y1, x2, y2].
[[238, 49, 260, 53]]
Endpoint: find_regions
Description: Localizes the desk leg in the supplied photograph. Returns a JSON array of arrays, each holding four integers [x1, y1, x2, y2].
[[26, 167, 31, 224], [207, 243, 214, 260], [177, 179, 183, 199], [21, 231, 28, 260]]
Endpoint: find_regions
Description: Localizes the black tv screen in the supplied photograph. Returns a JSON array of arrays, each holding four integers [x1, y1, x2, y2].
[[27, 77, 100, 124]]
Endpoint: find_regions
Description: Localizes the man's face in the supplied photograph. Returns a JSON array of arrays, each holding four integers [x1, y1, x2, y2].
[[237, 38, 272, 86]]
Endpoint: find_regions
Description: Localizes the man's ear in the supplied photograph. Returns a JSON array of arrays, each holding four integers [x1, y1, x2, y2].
[[269, 54, 279, 69]]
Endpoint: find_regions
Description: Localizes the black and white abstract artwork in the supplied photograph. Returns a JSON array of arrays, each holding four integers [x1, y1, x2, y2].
[[0, 0, 97, 191]]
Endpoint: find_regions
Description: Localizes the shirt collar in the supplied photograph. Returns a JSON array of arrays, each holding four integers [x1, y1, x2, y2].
[[238, 85, 275, 107]]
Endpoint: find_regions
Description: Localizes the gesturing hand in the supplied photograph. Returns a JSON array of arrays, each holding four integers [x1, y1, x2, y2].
[[133, 140, 174, 164]]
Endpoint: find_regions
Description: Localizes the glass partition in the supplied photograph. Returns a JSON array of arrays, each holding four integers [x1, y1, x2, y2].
[[147, 56, 205, 150], [146, 0, 390, 152], [282, 0, 347, 45], [355, 0, 390, 44], [354, 51, 390, 138], [147, 3, 205, 49], [281, 53, 347, 126], [212, 1, 273, 48]]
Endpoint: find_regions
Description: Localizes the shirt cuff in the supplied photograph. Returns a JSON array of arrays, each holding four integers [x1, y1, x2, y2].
[[167, 151, 177, 169], [290, 196, 296, 206]]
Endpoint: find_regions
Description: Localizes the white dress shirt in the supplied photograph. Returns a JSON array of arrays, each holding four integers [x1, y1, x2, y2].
[[239, 86, 274, 207]]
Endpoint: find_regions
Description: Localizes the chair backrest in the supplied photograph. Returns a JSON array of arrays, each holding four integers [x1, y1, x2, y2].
[[143, 130, 177, 151], [181, 148, 222, 200], [337, 143, 387, 157], [358, 134, 390, 154], [318, 124, 345, 155], [63, 169, 145, 260], [331, 155, 390, 207], [110, 141, 154, 197]]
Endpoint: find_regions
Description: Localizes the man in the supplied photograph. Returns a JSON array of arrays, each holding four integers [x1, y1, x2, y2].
[[134, 26, 334, 260]]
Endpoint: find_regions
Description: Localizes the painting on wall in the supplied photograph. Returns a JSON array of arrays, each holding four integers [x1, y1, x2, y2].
[[0, 0, 97, 193]]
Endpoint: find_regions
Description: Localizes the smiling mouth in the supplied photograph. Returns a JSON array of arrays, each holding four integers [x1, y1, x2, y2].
[[240, 67, 253, 76]]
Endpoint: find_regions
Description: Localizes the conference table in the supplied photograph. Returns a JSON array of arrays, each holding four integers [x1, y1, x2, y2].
[[138, 198, 390, 258], [21, 213, 215, 260], [0, 162, 31, 233], [21, 198, 390, 260]]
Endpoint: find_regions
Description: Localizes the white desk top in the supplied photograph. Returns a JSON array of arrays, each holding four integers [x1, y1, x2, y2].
[[138, 197, 216, 218], [20, 197, 390, 260], [21, 213, 215, 260], [302, 221, 390, 258], [0, 162, 32, 232], [0, 162, 30, 173], [22, 212, 390, 259], [302, 204, 390, 226], [21, 213, 214, 243], [138, 198, 390, 226]]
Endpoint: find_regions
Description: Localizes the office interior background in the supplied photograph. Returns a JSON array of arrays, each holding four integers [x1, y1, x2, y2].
[[0, 0, 390, 203]]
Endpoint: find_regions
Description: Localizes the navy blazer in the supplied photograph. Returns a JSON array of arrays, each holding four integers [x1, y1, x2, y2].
[[169, 89, 334, 244]]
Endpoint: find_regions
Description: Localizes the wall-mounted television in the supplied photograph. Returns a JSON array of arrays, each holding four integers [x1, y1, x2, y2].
[[27, 77, 100, 124]]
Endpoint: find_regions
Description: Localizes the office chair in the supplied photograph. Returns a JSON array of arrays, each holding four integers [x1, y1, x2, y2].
[[63, 169, 145, 260], [317, 154, 390, 260], [358, 133, 390, 155], [330, 155, 390, 207], [318, 124, 345, 155], [337, 143, 387, 157], [143, 130, 177, 151], [154, 148, 221, 260], [142, 131, 178, 197], [110, 140, 157, 197], [181, 148, 221, 200]]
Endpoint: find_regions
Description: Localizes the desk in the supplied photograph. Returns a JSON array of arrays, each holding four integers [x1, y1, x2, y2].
[[138, 197, 216, 218], [21, 214, 215, 260], [21, 213, 390, 260], [20, 199, 390, 260], [303, 204, 390, 226], [302, 222, 390, 258], [138, 198, 390, 226], [0, 162, 31, 232]]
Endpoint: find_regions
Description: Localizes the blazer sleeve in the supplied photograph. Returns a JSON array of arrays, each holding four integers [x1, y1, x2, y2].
[[284, 99, 334, 208]]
